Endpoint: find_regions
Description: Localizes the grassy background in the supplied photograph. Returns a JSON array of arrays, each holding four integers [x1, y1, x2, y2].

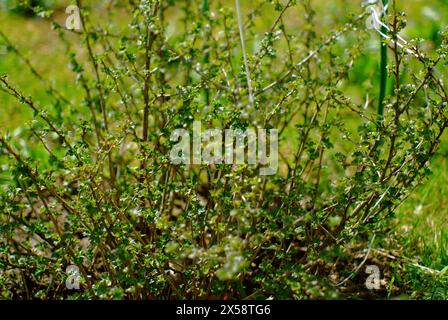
[[1, 0, 448, 299]]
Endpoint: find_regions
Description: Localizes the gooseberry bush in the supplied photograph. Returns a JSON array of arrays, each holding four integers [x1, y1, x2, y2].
[[0, 0, 448, 299]]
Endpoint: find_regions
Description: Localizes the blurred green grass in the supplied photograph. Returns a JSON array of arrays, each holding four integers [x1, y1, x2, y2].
[[0, 12, 77, 129]]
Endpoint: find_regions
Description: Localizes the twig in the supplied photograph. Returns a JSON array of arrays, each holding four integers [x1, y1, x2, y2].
[[235, 0, 254, 108]]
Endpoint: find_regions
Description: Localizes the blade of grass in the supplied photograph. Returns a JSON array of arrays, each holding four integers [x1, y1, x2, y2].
[[378, 0, 389, 119]]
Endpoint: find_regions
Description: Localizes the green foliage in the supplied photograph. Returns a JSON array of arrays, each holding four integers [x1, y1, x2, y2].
[[388, 146, 448, 299], [1, 0, 448, 299]]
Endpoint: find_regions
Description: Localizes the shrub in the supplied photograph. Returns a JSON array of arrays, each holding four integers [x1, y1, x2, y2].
[[0, 0, 447, 299]]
